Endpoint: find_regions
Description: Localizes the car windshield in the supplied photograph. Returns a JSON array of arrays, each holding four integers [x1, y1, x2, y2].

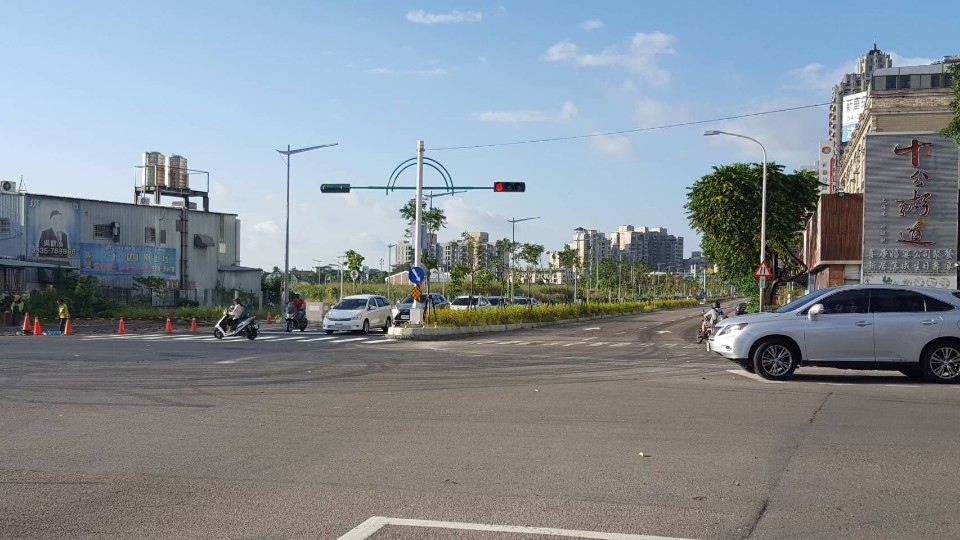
[[333, 298, 367, 310], [452, 297, 481, 306], [399, 295, 414, 304], [773, 288, 834, 313]]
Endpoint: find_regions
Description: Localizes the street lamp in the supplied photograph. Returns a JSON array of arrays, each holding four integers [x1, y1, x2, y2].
[[387, 243, 397, 301], [704, 130, 768, 311], [276, 143, 338, 307], [573, 227, 586, 303], [507, 216, 540, 301]]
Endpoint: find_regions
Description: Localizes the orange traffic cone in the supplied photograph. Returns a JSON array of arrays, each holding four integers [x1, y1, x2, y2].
[[64, 318, 73, 335], [266, 311, 272, 324], [165, 317, 173, 333], [117, 318, 126, 334], [21, 313, 32, 335], [33, 316, 41, 335], [190, 317, 197, 332]]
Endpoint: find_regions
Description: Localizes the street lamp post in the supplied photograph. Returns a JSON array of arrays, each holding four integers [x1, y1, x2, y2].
[[387, 243, 397, 301], [507, 216, 540, 302], [704, 130, 768, 311], [335, 255, 345, 300], [573, 227, 586, 303], [276, 143, 338, 307]]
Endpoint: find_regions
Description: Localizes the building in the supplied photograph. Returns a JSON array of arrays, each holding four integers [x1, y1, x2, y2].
[[828, 43, 893, 153], [804, 56, 959, 290], [0, 158, 261, 306]]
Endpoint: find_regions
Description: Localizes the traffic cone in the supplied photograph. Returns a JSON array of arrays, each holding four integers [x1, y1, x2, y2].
[[33, 316, 41, 335], [64, 318, 73, 335], [190, 317, 197, 332], [266, 311, 272, 324], [165, 317, 173, 333], [21, 313, 32, 335], [117, 318, 126, 334]]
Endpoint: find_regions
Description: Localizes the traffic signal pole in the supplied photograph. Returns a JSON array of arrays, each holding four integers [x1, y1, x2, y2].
[[410, 140, 425, 326]]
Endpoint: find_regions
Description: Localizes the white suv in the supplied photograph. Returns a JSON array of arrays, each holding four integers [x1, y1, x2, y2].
[[323, 294, 392, 334]]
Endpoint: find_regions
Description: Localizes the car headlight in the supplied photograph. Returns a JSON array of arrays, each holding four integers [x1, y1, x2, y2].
[[351, 312, 363, 320], [717, 322, 747, 336]]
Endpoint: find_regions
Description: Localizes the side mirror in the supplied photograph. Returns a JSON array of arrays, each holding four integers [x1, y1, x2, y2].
[[808, 303, 825, 320]]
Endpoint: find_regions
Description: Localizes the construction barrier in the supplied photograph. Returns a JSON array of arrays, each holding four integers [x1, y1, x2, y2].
[[64, 318, 73, 335], [117, 318, 126, 334], [190, 317, 198, 332], [32, 316, 41, 335], [21, 313, 32, 335], [165, 317, 173, 333]]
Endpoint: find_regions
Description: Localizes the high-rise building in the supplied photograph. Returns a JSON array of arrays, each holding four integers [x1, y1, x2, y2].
[[828, 43, 893, 152]]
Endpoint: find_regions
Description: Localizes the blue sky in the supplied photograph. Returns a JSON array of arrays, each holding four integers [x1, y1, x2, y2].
[[3, 1, 958, 273]]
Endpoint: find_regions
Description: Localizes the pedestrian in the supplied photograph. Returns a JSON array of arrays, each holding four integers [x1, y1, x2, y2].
[[10, 293, 25, 326], [57, 298, 70, 334]]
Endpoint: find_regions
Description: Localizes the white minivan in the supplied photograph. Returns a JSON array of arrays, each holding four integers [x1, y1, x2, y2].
[[323, 294, 392, 334]]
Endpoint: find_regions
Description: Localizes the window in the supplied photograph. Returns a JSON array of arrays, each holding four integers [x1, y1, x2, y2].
[[820, 290, 870, 314], [932, 73, 942, 88], [898, 75, 911, 89], [0, 217, 9, 235], [94, 224, 111, 238], [946, 73, 953, 87], [160, 229, 167, 244], [885, 75, 897, 90], [145, 227, 156, 243], [873, 290, 927, 313]]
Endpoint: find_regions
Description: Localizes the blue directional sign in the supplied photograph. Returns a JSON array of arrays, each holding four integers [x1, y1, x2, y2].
[[408, 266, 426, 284]]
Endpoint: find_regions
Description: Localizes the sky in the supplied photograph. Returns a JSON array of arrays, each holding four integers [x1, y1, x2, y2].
[[2, 1, 959, 273]]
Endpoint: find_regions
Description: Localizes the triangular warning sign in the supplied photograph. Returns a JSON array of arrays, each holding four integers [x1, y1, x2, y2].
[[754, 261, 773, 278]]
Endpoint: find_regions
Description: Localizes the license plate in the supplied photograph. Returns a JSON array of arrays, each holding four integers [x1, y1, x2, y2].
[[398, 315, 408, 320]]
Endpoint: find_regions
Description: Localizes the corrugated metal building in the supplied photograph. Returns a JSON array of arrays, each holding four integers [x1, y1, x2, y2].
[[0, 186, 261, 307]]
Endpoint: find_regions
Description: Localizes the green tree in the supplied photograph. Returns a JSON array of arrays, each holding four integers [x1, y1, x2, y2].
[[344, 250, 365, 293], [941, 62, 960, 145], [518, 243, 545, 299], [685, 162, 819, 306]]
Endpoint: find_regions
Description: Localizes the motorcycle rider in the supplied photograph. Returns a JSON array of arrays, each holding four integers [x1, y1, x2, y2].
[[287, 293, 306, 325], [700, 300, 724, 338], [228, 298, 248, 331]]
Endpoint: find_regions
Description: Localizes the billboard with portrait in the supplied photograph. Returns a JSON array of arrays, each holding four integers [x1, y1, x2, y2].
[[26, 198, 80, 266]]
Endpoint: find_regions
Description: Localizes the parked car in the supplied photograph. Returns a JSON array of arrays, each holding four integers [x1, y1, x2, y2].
[[513, 296, 541, 307], [323, 294, 392, 334], [735, 302, 747, 315], [450, 295, 492, 310], [391, 292, 450, 324], [708, 284, 960, 382], [487, 296, 511, 308]]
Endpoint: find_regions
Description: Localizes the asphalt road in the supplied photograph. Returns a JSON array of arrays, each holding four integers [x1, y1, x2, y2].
[[2, 305, 959, 539]]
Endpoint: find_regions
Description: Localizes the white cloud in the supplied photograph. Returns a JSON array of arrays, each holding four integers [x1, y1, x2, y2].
[[252, 221, 280, 236], [408, 68, 448, 77], [474, 100, 578, 124], [580, 19, 604, 31], [589, 134, 632, 157], [406, 9, 482, 25], [539, 31, 676, 85], [368, 68, 393, 76], [890, 53, 938, 67]]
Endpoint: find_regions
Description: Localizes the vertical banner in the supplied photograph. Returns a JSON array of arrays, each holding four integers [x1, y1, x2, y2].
[[861, 133, 959, 288], [27, 197, 80, 266], [818, 141, 835, 193]]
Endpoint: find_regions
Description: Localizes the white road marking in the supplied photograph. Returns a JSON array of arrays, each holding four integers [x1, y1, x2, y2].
[[726, 369, 787, 383], [587, 342, 609, 347], [360, 340, 399, 346], [655, 330, 671, 334], [585, 327, 601, 331], [338, 516, 691, 540], [301, 336, 338, 342], [216, 356, 257, 364], [610, 343, 631, 347], [332, 337, 369, 343]]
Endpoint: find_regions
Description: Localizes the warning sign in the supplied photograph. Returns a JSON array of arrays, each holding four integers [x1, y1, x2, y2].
[[753, 261, 773, 278]]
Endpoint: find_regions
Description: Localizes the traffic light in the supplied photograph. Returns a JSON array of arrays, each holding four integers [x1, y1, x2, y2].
[[320, 184, 351, 193], [493, 181, 525, 192]]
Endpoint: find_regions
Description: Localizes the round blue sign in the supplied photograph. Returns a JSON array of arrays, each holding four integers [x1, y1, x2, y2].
[[408, 266, 426, 284]]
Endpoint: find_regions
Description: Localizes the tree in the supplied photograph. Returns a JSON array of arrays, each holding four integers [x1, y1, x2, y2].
[[941, 62, 960, 145], [518, 243, 545, 299], [685, 162, 820, 306], [344, 249, 365, 293]]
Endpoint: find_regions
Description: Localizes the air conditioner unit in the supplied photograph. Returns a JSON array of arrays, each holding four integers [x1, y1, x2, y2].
[[0, 180, 17, 193]]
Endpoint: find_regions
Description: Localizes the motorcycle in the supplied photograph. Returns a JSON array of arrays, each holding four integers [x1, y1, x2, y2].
[[213, 309, 259, 340], [285, 303, 308, 332], [696, 308, 725, 344]]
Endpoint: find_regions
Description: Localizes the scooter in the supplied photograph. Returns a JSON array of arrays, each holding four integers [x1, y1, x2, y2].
[[213, 310, 259, 340], [285, 304, 308, 332]]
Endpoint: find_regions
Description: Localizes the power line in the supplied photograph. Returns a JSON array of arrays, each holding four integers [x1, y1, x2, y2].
[[430, 102, 830, 151]]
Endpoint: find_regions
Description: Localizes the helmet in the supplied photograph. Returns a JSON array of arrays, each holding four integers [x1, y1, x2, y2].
[[713, 301, 721, 309]]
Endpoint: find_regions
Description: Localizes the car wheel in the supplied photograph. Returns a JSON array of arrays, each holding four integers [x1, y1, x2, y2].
[[360, 320, 369, 335], [920, 339, 960, 383], [325, 330, 333, 335], [752, 338, 798, 381], [382, 317, 391, 332]]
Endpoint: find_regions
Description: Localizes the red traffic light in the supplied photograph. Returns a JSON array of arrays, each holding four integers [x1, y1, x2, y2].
[[493, 181, 525, 193]]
